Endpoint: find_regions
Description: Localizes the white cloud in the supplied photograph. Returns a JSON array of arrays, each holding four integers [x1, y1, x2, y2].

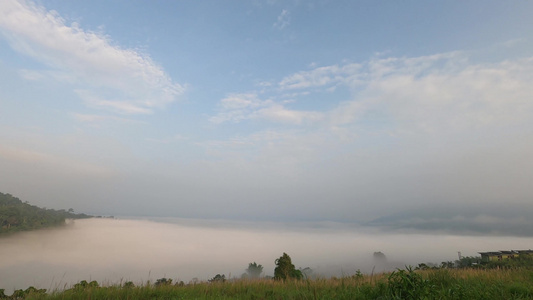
[[256, 80, 273, 87], [209, 93, 264, 124], [256, 103, 323, 124], [334, 55, 533, 134], [278, 53, 459, 92], [210, 93, 323, 125], [213, 51, 533, 135], [276, 52, 533, 137], [0, 0, 184, 115], [273, 9, 290, 30], [75, 90, 153, 115], [219, 93, 263, 110], [279, 63, 361, 90]]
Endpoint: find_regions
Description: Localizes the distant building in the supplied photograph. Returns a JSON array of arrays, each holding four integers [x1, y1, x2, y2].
[[479, 249, 533, 263]]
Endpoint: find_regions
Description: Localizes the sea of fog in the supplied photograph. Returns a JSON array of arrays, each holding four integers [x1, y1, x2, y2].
[[1, 217, 531, 292]]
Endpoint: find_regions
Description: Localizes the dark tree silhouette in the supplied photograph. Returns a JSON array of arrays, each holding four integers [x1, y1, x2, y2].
[[209, 274, 226, 283]]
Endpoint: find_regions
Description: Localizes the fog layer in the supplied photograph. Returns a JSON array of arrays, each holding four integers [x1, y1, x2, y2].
[[1, 218, 531, 292]]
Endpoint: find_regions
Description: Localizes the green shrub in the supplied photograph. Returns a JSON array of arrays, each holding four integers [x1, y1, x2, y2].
[[387, 267, 434, 299], [155, 278, 172, 286]]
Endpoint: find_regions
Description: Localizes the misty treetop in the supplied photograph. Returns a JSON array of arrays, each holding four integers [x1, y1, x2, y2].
[[0, 192, 91, 235], [245, 262, 264, 279]]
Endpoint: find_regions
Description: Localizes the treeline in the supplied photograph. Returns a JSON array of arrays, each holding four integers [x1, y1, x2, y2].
[[0, 192, 91, 235]]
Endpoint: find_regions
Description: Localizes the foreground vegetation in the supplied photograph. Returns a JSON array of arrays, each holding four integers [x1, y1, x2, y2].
[[0, 192, 91, 235], [4, 267, 532, 299]]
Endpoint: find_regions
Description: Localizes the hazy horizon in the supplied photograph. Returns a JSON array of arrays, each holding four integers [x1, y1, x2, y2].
[[2, 217, 531, 293]]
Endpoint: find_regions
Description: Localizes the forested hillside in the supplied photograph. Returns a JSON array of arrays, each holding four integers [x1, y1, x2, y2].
[[0, 192, 91, 234]]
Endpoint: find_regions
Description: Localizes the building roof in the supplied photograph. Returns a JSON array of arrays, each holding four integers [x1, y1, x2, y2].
[[479, 249, 532, 256]]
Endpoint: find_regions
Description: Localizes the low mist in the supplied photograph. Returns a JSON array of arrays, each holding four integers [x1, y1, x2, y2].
[[1, 218, 531, 292]]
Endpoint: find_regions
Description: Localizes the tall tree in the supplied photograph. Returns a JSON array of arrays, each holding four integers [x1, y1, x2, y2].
[[274, 252, 302, 280]]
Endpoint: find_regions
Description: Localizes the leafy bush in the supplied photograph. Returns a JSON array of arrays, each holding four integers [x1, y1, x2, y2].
[[387, 267, 434, 299], [209, 274, 226, 283], [155, 278, 173, 286], [8, 286, 47, 299], [73, 280, 99, 290]]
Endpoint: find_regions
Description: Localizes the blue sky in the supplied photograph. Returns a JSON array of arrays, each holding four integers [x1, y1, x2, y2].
[[1, 0, 533, 234]]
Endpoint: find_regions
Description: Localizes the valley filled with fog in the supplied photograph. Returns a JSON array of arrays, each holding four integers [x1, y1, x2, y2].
[[1, 218, 531, 292]]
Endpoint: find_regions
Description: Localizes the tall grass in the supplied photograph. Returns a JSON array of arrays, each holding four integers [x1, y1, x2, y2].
[[17, 267, 533, 299]]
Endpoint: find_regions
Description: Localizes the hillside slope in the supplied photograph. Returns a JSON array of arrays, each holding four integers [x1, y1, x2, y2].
[[0, 192, 91, 234]]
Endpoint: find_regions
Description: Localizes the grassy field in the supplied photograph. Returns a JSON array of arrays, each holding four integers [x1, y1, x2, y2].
[[7, 267, 533, 299]]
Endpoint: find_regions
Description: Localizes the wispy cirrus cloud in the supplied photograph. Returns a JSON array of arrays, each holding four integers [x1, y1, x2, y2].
[[209, 93, 323, 125], [273, 9, 290, 30], [279, 63, 361, 90], [0, 0, 184, 115], [75, 90, 154, 115], [209, 93, 264, 124], [212, 51, 533, 136], [274, 52, 533, 135], [257, 102, 323, 124], [328, 54, 533, 134]]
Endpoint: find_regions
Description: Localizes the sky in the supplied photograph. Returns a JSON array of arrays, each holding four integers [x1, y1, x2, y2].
[[1, 0, 533, 235]]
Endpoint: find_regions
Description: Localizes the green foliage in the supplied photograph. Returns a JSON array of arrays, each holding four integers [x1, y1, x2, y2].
[[300, 267, 314, 279], [245, 262, 263, 279], [387, 267, 434, 299], [175, 280, 185, 287], [274, 252, 303, 280], [427, 268, 457, 288], [441, 260, 455, 268], [0, 192, 91, 235], [209, 274, 226, 283], [353, 269, 364, 280], [11, 268, 533, 299], [456, 256, 482, 268], [7, 286, 47, 299], [72, 280, 99, 290], [154, 278, 172, 286]]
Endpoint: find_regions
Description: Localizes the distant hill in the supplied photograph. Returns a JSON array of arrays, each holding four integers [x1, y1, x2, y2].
[[0, 192, 91, 235]]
